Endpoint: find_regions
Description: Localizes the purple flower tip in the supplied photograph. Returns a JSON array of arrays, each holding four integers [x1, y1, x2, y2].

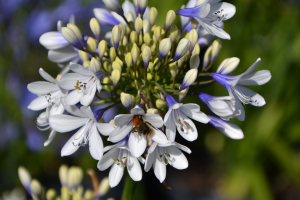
[[93, 109, 105, 121], [166, 95, 178, 108]]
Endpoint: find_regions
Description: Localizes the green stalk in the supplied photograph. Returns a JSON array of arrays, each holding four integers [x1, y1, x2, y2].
[[121, 175, 137, 200]]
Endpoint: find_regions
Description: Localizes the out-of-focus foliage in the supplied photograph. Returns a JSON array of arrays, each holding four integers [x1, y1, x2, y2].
[[1, 0, 300, 199]]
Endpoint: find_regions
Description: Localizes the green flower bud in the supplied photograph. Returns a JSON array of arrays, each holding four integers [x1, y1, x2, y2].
[[46, 189, 56, 200], [169, 62, 178, 78], [30, 179, 44, 200], [156, 99, 167, 109], [147, 108, 159, 114], [130, 31, 138, 44]]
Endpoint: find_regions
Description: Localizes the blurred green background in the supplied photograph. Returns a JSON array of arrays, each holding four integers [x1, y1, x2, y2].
[[1, 0, 300, 199]]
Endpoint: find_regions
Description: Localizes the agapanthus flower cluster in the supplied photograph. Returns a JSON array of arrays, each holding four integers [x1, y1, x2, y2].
[[18, 165, 112, 200], [28, 0, 271, 188]]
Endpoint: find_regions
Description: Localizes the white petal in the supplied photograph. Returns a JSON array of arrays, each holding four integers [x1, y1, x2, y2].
[[243, 58, 261, 75], [28, 95, 49, 111], [230, 92, 245, 121], [148, 142, 158, 154], [180, 106, 210, 124], [39, 31, 69, 50], [64, 90, 83, 105], [61, 101, 86, 117], [44, 130, 57, 146], [143, 7, 150, 19], [49, 102, 65, 116], [209, 116, 244, 139], [97, 123, 116, 136], [89, 126, 104, 160], [130, 106, 145, 115], [70, 64, 95, 76], [165, 114, 176, 142], [153, 150, 166, 183], [48, 46, 79, 64], [197, 19, 231, 40], [109, 163, 124, 188], [234, 85, 266, 107], [144, 151, 155, 172], [27, 82, 58, 95], [128, 134, 147, 157], [39, 68, 57, 83], [127, 155, 142, 181], [59, 73, 88, 90], [122, 0, 136, 19], [114, 114, 133, 126], [238, 70, 271, 86], [111, 11, 126, 25], [176, 115, 198, 142], [150, 128, 169, 144], [167, 146, 188, 170], [49, 115, 88, 132], [209, 2, 236, 20], [163, 109, 172, 124], [98, 147, 119, 171], [208, 100, 234, 118], [182, 103, 200, 112], [80, 106, 96, 121], [172, 142, 191, 154], [109, 124, 133, 143], [80, 86, 96, 106], [143, 113, 164, 128], [61, 126, 87, 156]]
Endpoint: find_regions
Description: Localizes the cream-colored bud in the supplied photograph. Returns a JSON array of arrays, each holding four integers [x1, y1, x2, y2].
[[141, 44, 146, 51], [147, 108, 159, 114], [125, 52, 133, 67], [78, 50, 89, 62], [174, 38, 191, 61], [151, 25, 157, 32], [67, 167, 83, 190], [122, 36, 128, 46], [143, 19, 150, 34], [149, 7, 158, 26], [179, 87, 189, 102], [72, 193, 81, 200], [115, 57, 123, 66], [144, 33, 151, 46], [139, 34, 143, 46], [111, 69, 121, 86], [211, 39, 222, 62], [112, 61, 122, 71], [83, 190, 94, 200], [192, 43, 200, 55], [61, 27, 79, 47], [87, 37, 97, 52], [98, 40, 107, 59], [121, 92, 133, 108], [138, 0, 148, 13], [119, 24, 126, 39], [135, 17, 143, 35], [131, 43, 140, 64], [18, 166, 31, 189], [90, 18, 100, 39], [126, 11, 134, 22], [156, 99, 167, 109], [216, 57, 240, 75], [109, 119, 115, 125], [67, 24, 82, 40], [90, 57, 101, 72], [165, 10, 176, 30], [203, 45, 212, 68], [154, 26, 161, 41], [130, 31, 138, 44], [102, 0, 123, 15], [169, 24, 179, 42], [110, 47, 117, 61], [158, 38, 172, 59], [126, 21, 134, 34], [46, 189, 56, 200], [104, 61, 111, 73], [142, 46, 151, 67], [61, 186, 70, 200], [59, 165, 68, 186], [112, 25, 122, 49], [83, 60, 90, 67], [191, 18, 199, 29], [190, 54, 200, 69], [98, 177, 110, 196], [188, 29, 198, 51], [169, 62, 178, 78], [56, 74, 62, 81], [30, 179, 43, 200], [147, 73, 153, 81], [181, 69, 198, 90]]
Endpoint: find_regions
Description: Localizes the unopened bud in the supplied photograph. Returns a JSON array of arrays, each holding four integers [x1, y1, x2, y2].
[[46, 189, 56, 200], [192, 43, 200, 55], [112, 61, 122, 71], [121, 92, 133, 109], [67, 167, 83, 190], [110, 47, 117, 61], [216, 57, 240, 75], [165, 10, 176, 30], [30, 179, 43, 200], [126, 11, 134, 22], [144, 33, 151, 46], [149, 7, 158, 26], [84, 190, 94, 200], [158, 38, 171, 60], [87, 37, 97, 52], [112, 25, 122, 49], [190, 54, 200, 69], [59, 165, 68, 186], [67, 24, 82, 40], [111, 69, 121, 86], [147, 108, 159, 114], [169, 24, 179, 42], [137, 0, 148, 15], [131, 43, 140, 64], [78, 50, 89, 62], [179, 87, 189, 102], [169, 62, 178, 78], [98, 177, 110, 197], [180, 69, 198, 90], [156, 99, 167, 109], [83, 60, 90, 67], [211, 39, 222, 62], [154, 26, 162, 41], [90, 18, 100, 40], [130, 31, 138, 44], [135, 17, 143, 35], [125, 53, 133, 67], [203, 46, 212, 68], [98, 40, 107, 59], [103, 61, 111, 73], [173, 38, 191, 61], [188, 29, 198, 52], [119, 24, 125, 39], [90, 57, 101, 72], [61, 27, 85, 50], [18, 166, 31, 192], [61, 186, 70, 200], [102, 0, 123, 16], [142, 46, 151, 67], [143, 19, 150, 34], [122, 36, 128, 46]]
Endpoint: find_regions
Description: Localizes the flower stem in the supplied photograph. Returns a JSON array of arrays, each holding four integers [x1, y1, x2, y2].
[[121, 174, 137, 200]]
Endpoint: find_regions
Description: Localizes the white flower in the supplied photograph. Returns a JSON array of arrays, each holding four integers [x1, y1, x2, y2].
[[49, 105, 114, 159], [107, 105, 169, 158], [144, 142, 191, 183], [59, 63, 102, 106], [97, 142, 144, 188], [164, 95, 210, 142], [212, 58, 272, 121]]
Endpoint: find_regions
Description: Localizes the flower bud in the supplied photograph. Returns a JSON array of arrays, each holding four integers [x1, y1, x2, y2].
[[61, 27, 85, 50], [126, 11, 134, 22], [192, 43, 200, 55], [46, 189, 56, 200], [83, 60, 90, 67], [147, 108, 159, 114], [111, 69, 121, 86], [98, 177, 110, 197], [180, 68, 198, 90], [84, 190, 94, 200], [67, 167, 83, 191], [203, 45, 212, 68], [149, 7, 158, 26], [90, 18, 100, 40], [110, 47, 117, 61], [61, 186, 70, 200], [87, 37, 97, 52], [169, 24, 179, 42], [121, 92, 133, 109], [131, 43, 140, 64], [112, 61, 122, 71], [190, 54, 200, 69], [119, 24, 126, 39], [142, 46, 151, 67], [191, 18, 199, 29], [112, 25, 122, 49], [216, 57, 240, 75], [135, 17, 143, 35], [188, 29, 198, 52], [179, 87, 189, 102], [103, 77, 113, 91], [158, 38, 171, 60], [78, 50, 89, 62], [138, 0, 148, 15], [67, 24, 82, 40], [156, 99, 167, 109], [173, 38, 191, 61], [59, 165, 68, 186], [18, 166, 31, 193], [143, 19, 151, 34], [125, 52, 133, 67], [30, 179, 44, 200], [102, 0, 123, 16], [98, 40, 107, 60], [165, 10, 176, 30], [211, 39, 222, 62], [169, 62, 178, 78], [144, 33, 151, 46], [90, 57, 101, 72], [104, 61, 111, 73], [122, 36, 128, 46], [154, 26, 162, 41], [130, 31, 138, 44]]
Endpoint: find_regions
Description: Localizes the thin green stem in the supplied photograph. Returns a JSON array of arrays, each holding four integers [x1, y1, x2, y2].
[[121, 174, 137, 200], [154, 81, 168, 95]]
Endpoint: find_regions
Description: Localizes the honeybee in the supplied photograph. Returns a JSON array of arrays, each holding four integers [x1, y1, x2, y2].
[[131, 115, 154, 136]]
